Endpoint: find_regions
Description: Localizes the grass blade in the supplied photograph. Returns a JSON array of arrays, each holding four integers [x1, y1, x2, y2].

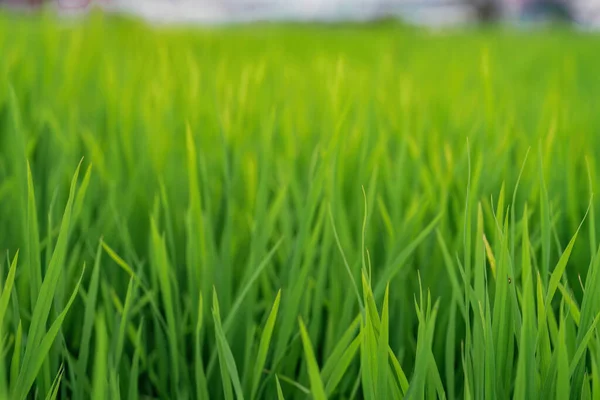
[[14, 266, 85, 400], [251, 289, 281, 400], [213, 289, 245, 400], [44, 364, 64, 400], [276, 375, 285, 400], [299, 318, 327, 400], [76, 241, 103, 399], [91, 311, 108, 400]]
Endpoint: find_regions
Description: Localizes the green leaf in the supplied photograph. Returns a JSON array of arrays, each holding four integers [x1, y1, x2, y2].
[[128, 320, 144, 400], [150, 218, 180, 392], [115, 277, 136, 367], [298, 318, 327, 400], [569, 312, 600, 376], [377, 284, 390, 399], [10, 320, 23, 385], [556, 316, 570, 400], [514, 204, 537, 400], [389, 347, 409, 395], [14, 266, 85, 400], [321, 315, 361, 382], [213, 289, 245, 400], [20, 161, 81, 360], [325, 333, 361, 396], [92, 311, 108, 400], [223, 238, 283, 333], [251, 289, 281, 400], [0, 251, 18, 327], [375, 214, 442, 297], [76, 241, 103, 399], [44, 364, 64, 400], [26, 162, 42, 316], [195, 292, 209, 400], [275, 376, 285, 400], [546, 200, 591, 307]]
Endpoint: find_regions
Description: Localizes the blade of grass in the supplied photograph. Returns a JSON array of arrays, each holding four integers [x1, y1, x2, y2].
[[91, 311, 108, 400], [195, 292, 209, 400], [75, 240, 102, 399], [213, 289, 245, 400], [275, 376, 285, 400], [0, 251, 18, 329], [569, 312, 600, 376], [377, 284, 390, 399], [10, 320, 22, 386], [557, 313, 570, 400], [298, 318, 327, 400], [115, 277, 136, 367], [321, 315, 361, 382], [546, 199, 591, 307], [251, 289, 281, 400], [324, 333, 361, 396], [44, 364, 64, 400], [128, 320, 144, 400], [14, 265, 85, 400], [14, 162, 82, 400], [375, 213, 442, 298]]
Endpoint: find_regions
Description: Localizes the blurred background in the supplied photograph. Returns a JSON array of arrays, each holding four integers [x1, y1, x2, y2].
[[1, 0, 599, 28]]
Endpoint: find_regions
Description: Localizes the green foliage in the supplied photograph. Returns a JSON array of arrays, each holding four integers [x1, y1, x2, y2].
[[1, 11, 600, 399]]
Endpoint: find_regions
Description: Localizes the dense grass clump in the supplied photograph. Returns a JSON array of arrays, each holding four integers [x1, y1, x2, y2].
[[2, 12, 600, 399]]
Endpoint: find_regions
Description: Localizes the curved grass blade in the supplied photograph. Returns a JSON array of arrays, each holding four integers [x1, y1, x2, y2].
[[14, 266, 85, 400], [251, 289, 281, 400], [0, 251, 18, 327], [569, 312, 600, 377], [546, 199, 591, 307], [375, 213, 442, 298], [321, 315, 361, 382], [275, 375, 285, 400], [325, 333, 361, 396], [44, 364, 64, 400], [213, 289, 244, 400], [13, 162, 82, 400]]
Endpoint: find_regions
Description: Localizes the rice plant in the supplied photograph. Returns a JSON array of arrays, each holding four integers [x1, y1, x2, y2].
[[1, 11, 600, 399]]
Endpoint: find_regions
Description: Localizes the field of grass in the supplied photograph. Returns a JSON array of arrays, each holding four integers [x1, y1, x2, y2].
[[1, 11, 600, 399]]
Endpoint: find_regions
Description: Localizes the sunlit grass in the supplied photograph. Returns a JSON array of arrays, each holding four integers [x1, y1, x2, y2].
[[1, 11, 600, 399]]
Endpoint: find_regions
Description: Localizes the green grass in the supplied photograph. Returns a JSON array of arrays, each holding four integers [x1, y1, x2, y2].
[[1, 11, 600, 399]]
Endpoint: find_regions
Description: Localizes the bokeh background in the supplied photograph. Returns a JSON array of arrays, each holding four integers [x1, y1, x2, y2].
[[1, 0, 599, 28]]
